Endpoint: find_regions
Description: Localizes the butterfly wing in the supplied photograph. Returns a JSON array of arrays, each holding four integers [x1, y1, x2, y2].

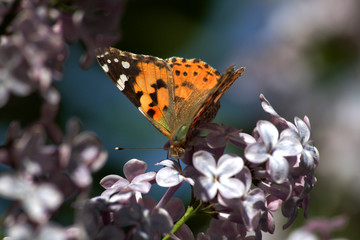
[[96, 47, 175, 138], [166, 57, 245, 146], [189, 65, 245, 138]]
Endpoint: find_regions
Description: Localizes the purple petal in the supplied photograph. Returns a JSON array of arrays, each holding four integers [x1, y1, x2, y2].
[[71, 165, 92, 187], [163, 198, 185, 222], [149, 208, 173, 233], [123, 159, 147, 182], [245, 142, 269, 164], [280, 128, 299, 139], [156, 159, 179, 170], [37, 184, 63, 210], [96, 225, 125, 240], [206, 130, 228, 148], [239, 133, 256, 145], [268, 155, 289, 184], [129, 181, 152, 193], [100, 175, 123, 189], [236, 167, 252, 192], [174, 224, 194, 240], [217, 154, 244, 178], [156, 167, 184, 187], [240, 189, 265, 230], [23, 184, 62, 223], [109, 178, 130, 190], [193, 151, 216, 177], [132, 172, 156, 183], [260, 94, 280, 118], [301, 149, 315, 170], [109, 191, 133, 203], [294, 117, 311, 143]]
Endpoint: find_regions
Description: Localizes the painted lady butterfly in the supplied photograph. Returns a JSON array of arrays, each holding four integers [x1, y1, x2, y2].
[[96, 47, 244, 158]]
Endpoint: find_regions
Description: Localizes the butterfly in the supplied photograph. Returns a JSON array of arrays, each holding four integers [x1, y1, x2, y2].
[[95, 47, 244, 158]]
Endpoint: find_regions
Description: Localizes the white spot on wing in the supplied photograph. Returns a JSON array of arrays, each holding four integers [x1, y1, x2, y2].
[[117, 80, 125, 91], [102, 64, 109, 72], [117, 74, 128, 91], [122, 61, 130, 69], [107, 59, 111, 63], [114, 58, 119, 62]]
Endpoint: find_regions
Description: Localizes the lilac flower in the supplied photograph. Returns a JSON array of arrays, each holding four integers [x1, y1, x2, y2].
[[217, 167, 266, 232], [0, 174, 63, 224], [60, 0, 124, 68], [193, 151, 245, 202], [97, 159, 156, 204], [285, 116, 319, 172], [197, 218, 254, 240], [114, 203, 173, 240], [1, 123, 60, 175], [245, 120, 302, 183], [60, 118, 108, 188], [156, 159, 194, 187], [0, 45, 33, 107], [6, 222, 68, 240], [200, 123, 245, 148]]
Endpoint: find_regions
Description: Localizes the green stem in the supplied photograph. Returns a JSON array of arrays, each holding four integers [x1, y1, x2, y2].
[[162, 201, 203, 240]]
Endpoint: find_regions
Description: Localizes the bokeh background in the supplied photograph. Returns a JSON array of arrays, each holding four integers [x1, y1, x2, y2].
[[1, 0, 360, 238]]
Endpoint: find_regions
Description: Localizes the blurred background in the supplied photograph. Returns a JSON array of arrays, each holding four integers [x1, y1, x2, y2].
[[1, 0, 360, 238]]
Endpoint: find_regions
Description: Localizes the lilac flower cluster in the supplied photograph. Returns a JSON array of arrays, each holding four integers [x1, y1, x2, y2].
[[0, 88, 108, 238], [0, 0, 123, 107], [77, 94, 318, 240]]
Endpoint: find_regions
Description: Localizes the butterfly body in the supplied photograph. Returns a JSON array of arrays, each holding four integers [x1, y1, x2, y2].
[[96, 47, 244, 158]]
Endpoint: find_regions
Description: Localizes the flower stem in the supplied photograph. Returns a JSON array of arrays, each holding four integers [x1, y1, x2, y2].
[[162, 200, 202, 240], [156, 182, 183, 209]]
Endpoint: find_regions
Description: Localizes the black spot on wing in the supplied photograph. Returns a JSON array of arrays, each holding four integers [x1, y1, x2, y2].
[[149, 92, 158, 107], [181, 81, 194, 89], [136, 91, 143, 99], [147, 109, 156, 118], [156, 79, 167, 89]]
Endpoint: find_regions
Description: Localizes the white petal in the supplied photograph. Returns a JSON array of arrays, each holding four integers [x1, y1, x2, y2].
[[294, 116, 311, 143], [196, 176, 218, 201], [217, 154, 243, 178], [245, 142, 269, 163], [193, 151, 216, 178], [156, 167, 184, 187], [257, 120, 279, 149], [268, 155, 289, 184], [275, 137, 302, 157], [218, 177, 245, 198]]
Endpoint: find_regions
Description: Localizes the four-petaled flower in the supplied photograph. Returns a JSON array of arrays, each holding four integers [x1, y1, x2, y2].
[[245, 120, 302, 183], [193, 150, 245, 202]]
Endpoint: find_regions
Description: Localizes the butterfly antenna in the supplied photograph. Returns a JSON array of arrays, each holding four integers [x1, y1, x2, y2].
[[115, 147, 163, 151]]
